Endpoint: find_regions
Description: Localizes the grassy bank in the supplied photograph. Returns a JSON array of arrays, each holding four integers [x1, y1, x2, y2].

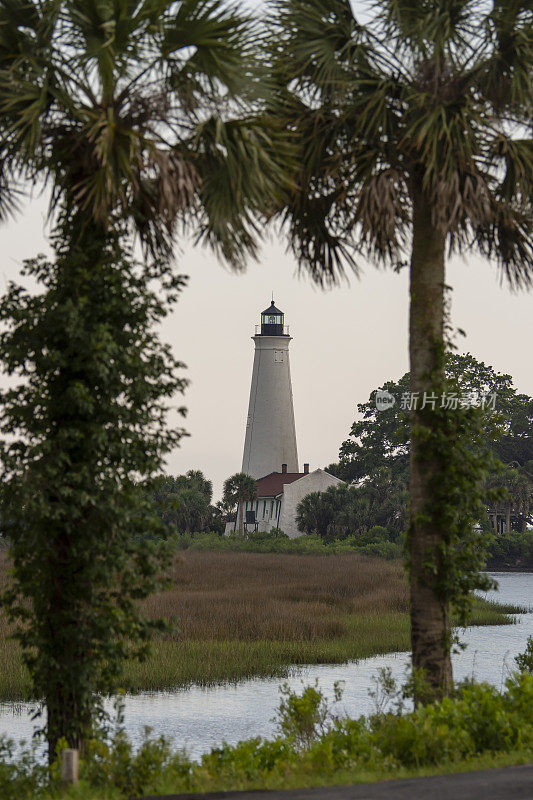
[[0, 551, 522, 700]]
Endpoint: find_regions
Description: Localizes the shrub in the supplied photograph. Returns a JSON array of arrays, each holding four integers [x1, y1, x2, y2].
[[169, 530, 404, 558], [273, 681, 344, 750], [515, 636, 533, 673], [358, 541, 403, 560], [2, 674, 533, 797], [0, 737, 49, 800], [82, 729, 191, 797]]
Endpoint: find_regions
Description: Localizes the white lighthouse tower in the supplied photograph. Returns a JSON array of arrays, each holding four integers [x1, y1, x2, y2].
[[241, 301, 299, 479]]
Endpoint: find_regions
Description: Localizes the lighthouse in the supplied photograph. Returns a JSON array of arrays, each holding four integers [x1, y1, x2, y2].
[[241, 301, 299, 479]]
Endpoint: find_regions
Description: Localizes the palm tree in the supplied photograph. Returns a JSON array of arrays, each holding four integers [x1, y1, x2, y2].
[[223, 472, 257, 535], [270, 0, 532, 699], [0, 0, 288, 261], [296, 487, 338, 539], [487, 465, 532, 533], [0, 0, 287, 756]]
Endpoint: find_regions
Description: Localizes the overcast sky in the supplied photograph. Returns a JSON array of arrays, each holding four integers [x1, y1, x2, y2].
[[1, 188, 532, 500]]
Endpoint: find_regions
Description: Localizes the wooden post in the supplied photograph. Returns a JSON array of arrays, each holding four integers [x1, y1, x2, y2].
[[61, 749, 79, 787]]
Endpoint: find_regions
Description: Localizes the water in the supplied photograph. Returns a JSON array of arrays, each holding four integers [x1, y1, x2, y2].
[[1, 571, 532, 760]]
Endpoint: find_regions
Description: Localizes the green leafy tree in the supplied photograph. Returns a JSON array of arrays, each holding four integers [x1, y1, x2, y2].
[[223, 472, 258, 536], [296, 486, 344, 541], [486, 465, 532, 533], [270, 0, 533, 698], [297, 470, 407, 542], [0, 227, 185, 758], [332, 354, 533, 535], [168, 488, 210, 534], [336, 354, 533, 482], [174, 470, 213, 503], [151, 471, 214, 533]]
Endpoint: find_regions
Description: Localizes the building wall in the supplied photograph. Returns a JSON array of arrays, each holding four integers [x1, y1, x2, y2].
[[225, 470, 343, 537], [280, 469, 344, 539], [225, 497, 281, 534], [241, 334, 299, 479]]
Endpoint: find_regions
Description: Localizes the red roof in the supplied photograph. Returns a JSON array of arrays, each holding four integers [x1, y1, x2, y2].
[[256, 471, 305, 497]]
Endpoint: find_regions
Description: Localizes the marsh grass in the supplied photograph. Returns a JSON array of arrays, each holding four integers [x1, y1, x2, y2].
[[124, 611, 412, 692], [0, 551, 521, 698]]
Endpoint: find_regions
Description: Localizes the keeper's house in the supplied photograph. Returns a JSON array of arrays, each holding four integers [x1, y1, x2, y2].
[[227, 463, 343, 539]]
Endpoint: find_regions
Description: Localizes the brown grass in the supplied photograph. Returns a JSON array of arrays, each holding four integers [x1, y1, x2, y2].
[[0, 550, 517, 697], [142, 551, 409, 642]]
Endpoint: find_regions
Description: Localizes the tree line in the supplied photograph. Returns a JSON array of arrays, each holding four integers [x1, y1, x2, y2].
[[298, 353, 533, 543]]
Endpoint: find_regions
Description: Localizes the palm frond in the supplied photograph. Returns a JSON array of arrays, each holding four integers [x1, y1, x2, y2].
[[479, 0, 533, 111], [372, 0, 488, 63], [163, 0, 255, 106], [475, 200, 533, 289], [0, 154, 21, 221], [188, 114, 295, 269], [271, 0, 364, 98], [491, 135, 533, 205]]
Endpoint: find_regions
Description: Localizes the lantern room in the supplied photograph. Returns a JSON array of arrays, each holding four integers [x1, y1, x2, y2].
[[259, 300, 287, 336]]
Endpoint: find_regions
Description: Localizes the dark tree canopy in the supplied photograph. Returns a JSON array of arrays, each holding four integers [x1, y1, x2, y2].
[[150, 470, 225, 534], [297, 469, 408, 542], [0, 225, 185, 755], [325, 353, 533, 538], [333, 353, 533, 484]]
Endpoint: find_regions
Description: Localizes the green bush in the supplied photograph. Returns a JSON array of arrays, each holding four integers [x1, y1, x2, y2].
[[357, 541, 403, 560], [0, 737, 48, 800], [81, 729, 191, 797], [194, 674, 533, 784], [3, 674, 533, 797], [273, 680, 344, 749], [170, 530, 403, 558], [515, 636, 533, 673], [486, 531, 533, 568]]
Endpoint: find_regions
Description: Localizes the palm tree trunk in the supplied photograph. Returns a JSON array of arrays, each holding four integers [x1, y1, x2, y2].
[[409, 185, 453, 701], [238, 499, 244, 536]]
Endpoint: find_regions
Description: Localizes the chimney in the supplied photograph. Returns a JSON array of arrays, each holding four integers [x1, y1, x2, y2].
[[304, 463, 309, 474], [281, 463, 287, 473]]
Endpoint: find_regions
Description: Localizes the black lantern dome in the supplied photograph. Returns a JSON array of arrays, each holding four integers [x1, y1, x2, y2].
[[260, 300, 286, 336]]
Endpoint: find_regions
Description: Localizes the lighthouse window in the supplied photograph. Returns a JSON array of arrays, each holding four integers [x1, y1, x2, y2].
[[274, 350, 284, 363]]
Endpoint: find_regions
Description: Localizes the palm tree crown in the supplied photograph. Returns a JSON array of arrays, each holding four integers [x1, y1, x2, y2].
[[223, 471, 257, 535], [271, 0, 532, 286], [0, 0, 288, 261]]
